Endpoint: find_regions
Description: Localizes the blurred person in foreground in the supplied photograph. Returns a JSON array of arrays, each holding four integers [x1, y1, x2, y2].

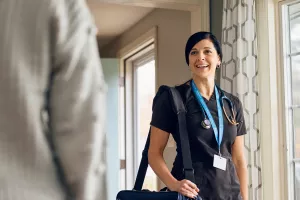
[[0, 0, 107, 200]]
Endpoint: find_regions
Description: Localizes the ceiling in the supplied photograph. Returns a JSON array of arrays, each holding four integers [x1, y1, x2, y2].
[[86, 0, 154, 48]]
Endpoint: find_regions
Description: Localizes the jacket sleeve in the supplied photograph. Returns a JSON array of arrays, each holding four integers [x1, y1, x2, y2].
[[49, 1, 107, 199]]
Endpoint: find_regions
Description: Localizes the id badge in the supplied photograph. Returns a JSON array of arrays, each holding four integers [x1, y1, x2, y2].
[[213, 154, 227, 171]]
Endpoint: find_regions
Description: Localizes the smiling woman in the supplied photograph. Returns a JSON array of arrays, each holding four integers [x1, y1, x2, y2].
[[185, 33, 222, 99], [148, 31, 249, 200]]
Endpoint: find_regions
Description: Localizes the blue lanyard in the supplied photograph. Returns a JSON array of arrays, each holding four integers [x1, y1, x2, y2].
[[191, 80, 224, 154]]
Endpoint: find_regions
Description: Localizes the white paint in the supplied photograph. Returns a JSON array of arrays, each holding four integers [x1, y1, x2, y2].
[[256, 0, 284, 199]]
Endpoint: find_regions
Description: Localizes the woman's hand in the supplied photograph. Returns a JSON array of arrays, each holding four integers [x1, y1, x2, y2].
[[169, 179, 200, 199], [148, 127, 199, 198]]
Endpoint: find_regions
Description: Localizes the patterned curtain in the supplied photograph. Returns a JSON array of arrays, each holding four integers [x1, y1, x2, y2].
[[220, 0, 262, 200]]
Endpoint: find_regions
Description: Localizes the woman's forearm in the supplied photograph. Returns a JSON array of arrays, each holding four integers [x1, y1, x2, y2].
[[148, 151, 178, 190], [234, 160, 248, 200]]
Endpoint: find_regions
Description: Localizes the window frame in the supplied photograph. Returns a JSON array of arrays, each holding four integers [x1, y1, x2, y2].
[[118, 27, 157, 190], [122, 44, 155, 189], [257, 0, 288, 199], [278, 1, 300, 199], [132, 50, 155, 173]]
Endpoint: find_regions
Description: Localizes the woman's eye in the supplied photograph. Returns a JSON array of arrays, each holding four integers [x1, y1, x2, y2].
[[204, 50, 212, 54], [191, 51, 198, 55]]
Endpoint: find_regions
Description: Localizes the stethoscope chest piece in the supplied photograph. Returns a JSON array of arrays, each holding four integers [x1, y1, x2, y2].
[[201, 118, 211, 129]]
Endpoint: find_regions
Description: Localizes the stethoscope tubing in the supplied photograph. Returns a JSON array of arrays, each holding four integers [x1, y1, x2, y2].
[[197, 88, 238, 127]]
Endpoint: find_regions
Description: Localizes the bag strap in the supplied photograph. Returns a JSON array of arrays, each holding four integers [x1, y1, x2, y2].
[[170, 87, 195, 183], [133, 86, 195, 191]]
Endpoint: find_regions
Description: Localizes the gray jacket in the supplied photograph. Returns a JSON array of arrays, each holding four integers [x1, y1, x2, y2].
[[0, 0, 107, 199]]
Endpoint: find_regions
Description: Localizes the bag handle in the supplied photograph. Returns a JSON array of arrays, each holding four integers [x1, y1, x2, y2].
[[133, 86, 195, 191]]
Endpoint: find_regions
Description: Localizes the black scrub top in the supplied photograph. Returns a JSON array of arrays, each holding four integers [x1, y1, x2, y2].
[[150, 81, 247, 200]]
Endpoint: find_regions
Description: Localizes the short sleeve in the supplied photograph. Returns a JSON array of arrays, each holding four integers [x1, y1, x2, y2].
[[150, 90, 177, 134], [234, 98, 247, 136]]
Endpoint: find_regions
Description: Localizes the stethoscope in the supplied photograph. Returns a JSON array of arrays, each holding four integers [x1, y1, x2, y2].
[[196, 86, 239, 129]]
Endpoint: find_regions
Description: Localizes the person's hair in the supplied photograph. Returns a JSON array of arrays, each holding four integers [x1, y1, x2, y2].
[[185, 31, 222, 65]]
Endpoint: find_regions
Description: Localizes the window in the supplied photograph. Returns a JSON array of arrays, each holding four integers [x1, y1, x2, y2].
[[280, 1, 300, 199], [133, 55, 157, 190], [119, 38, 158, 191]]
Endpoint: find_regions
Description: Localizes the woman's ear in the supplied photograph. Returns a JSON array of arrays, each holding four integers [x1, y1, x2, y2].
[[218, 54, 222, 66], [217, 60, 221, 68]]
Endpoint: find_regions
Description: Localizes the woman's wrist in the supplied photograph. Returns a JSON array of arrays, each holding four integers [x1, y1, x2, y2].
[[242, 194, 248, 200], [166, 178, 179, 191]]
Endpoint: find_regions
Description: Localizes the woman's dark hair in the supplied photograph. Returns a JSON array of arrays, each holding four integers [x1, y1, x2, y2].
[[185, 31, 222, 65]]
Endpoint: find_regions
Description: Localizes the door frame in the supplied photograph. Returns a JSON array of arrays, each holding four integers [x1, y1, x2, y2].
[[118, 27, 157, 190]]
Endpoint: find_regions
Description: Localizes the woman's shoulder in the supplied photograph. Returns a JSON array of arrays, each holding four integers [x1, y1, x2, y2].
[[153, 85, 171, 107], [154, 80, 191, 105], [174, 80, 192, 103], [174, 80, 190, 91]]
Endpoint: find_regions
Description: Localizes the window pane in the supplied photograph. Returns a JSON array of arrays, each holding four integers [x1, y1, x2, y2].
[[291, 55, 300, 105], [294, 108, 300, 158], [136, 59, 157, 191], [289, 2, 300, 54], [295, 162, 300, 200]]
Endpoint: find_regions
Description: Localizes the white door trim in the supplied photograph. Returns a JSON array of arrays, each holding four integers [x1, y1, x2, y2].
[[118, 27, 157, 189]]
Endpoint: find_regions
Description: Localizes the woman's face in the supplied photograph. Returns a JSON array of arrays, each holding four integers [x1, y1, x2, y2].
[[188, 39, 221, 80]]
